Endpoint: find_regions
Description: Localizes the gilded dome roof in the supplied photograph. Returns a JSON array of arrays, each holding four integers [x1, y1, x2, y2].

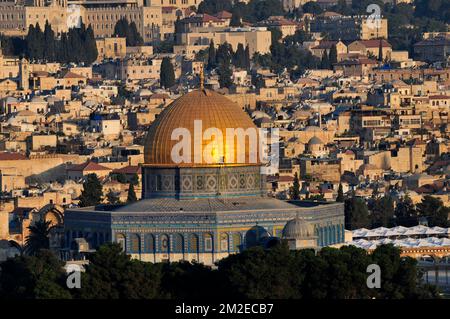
[[282, 218, 316, 240], [144, 89, 260, 167]]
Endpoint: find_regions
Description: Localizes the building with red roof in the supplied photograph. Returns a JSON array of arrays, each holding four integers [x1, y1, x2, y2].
[[67, 161, 112, 180]]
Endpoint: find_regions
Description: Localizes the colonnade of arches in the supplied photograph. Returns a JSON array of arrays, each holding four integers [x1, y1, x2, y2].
[[65, 230, 110, 250], [115, 232, 245, 256], [316, 224, 345, 247]]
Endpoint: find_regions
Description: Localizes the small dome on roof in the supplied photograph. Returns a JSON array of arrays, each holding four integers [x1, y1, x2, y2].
[[307, 136, 324, 146], [282, 218, 316, 240]]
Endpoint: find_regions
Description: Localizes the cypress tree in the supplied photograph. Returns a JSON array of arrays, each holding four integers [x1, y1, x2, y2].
[[320, 50, 330, 69], [79, 174, 103, 207], [336, 183, 344, 202], [160, 57, 175, 89], [207, 40, 217, 70], [34, 23, 44, 61], [127, 183, 137, 203], [289, 172, 300, 200], [58, 32, 69, 63], [328, 44, 338, 68], [84, 24, 98, 64], [378, 39, 383, 62], [230, 9, 242, 27], [218, 60, 233, 88], [113, 18, 127, 39], [129, 22, 143, 46], [113, 18, 143, 46], [244, 44, 251, 69], [216, 42, 233, 66], [174, 16, 183, 44], [43, 21, 55, 62], [233, 43, 246, 69], [25, 24, 35, 60]]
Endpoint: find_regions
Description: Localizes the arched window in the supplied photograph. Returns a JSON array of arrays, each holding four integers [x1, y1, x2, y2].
[[116, 233, 126, 251], [144, 234, 155, 253], [65, 231, 71, 247], [173, 233, 184, 253], [204, 233, 213, 252], [130, 233, 140, 253], [328, 226, 333, 245], [232, 233, 241, 252], [220, 233, 229, 252], [189, 234, 199, 253], [337, 225, 341, 243], [92, 233, 98, 248], [160, 234, 170, 253]]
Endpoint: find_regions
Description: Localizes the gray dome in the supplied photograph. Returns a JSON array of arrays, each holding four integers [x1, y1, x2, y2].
[[307, 136, 324, 146], [282, 218, 316, 239]]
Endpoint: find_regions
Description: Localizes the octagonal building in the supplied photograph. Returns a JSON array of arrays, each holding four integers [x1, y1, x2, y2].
[[64, 89, 345, 265]]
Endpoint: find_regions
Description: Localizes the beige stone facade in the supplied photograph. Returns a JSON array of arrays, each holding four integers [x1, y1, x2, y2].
[[0, 1, 163, 42], [96, 37, 127, 61], [178, 27, 272, 57]]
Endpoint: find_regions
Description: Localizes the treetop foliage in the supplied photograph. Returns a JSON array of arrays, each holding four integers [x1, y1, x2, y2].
[[0, 243, 440, 299]]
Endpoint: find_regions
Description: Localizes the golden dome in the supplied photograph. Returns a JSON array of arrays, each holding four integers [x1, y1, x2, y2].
[[144, 89, 260, 167]]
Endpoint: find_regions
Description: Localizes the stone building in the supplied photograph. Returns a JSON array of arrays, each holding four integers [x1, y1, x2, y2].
[[309, 14, 388, 41], [282, 217, 318, 250], [0, 0, 163, 42]]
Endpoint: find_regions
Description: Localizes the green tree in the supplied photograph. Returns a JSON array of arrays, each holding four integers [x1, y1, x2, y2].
[[130, 173, 139, 186], [216, 42, 233, 65], [106, 189, 120, 205], [207, 40, 217, 70], [127, 183, 137, 203], [217, 242, 296, 299], [230, 9, 242, 27], [394, 195, 417, 226], [320, 50, 330, 69], [370, 244, 439, 299], [328, 44, 338, 67], [160, 261, 218, 299], [336, 183, 344, 202], [302, 1, 323, 15], [78, 243, 162, 299], [160, 57, 175, 89], [197, 0, 233, 15], [0, 250, 72, 299], [84, 25, 98, 64], [416, 195, 450, 227], [174, 16, 183, 44], [289, 173, 300, 200], [26, 23, 44, 61], [370, 195, 395, 228], [344, 197, 370, 230], [43, 20, 55, 62], [269, 27, 282, 44], [79, 173, 103, 207], [218, 61, 233, 88], [244, 45, 251, 69], [24, 220, 51, 256], [113, 18, 143, 46], [378, 39, 383, 62], [233, 43, 246, 69]]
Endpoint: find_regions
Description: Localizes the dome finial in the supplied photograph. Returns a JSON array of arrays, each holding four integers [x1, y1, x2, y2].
[[199, 65, 204, 90]]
